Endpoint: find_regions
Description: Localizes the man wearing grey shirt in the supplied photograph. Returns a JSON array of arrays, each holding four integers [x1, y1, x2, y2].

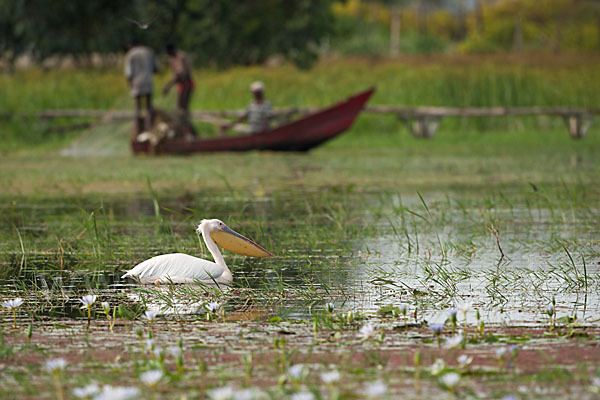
[[124, 40, 158, 137], [222, 81, 274, 135]]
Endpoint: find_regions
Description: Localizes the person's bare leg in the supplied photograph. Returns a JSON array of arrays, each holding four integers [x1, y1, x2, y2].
[[178, 85, 196, 137], [132, 96, 143, 140], [144, 94, 154, 131]]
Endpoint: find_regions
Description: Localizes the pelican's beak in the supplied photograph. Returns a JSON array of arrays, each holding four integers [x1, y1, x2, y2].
[[210, 226, 274, 258]]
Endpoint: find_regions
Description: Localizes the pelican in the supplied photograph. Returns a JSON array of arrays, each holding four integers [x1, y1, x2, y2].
[[122, 219, 273, 284]]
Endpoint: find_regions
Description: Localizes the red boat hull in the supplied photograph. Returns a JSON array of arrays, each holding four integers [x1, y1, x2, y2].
[[132, 88, 374, 154]]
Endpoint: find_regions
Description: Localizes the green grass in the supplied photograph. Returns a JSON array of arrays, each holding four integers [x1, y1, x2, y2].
[[2, 55, 600, 151]]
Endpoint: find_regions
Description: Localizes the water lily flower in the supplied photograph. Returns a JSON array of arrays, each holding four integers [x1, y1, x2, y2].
[[457, 301, 472, 315], [144, 310, 158, 321], [457, 354, 473, 368], [429, 323, 444, 334], [208, 385, 234, 400], [45, 358, 67, 373], [168, 345, 182, 358], [590, 377, 600, 394], [445, 334, 463, 349], [206, 302, 219, 313], [325, 302, 335, 313], [447, 308, 457, 318], [233, 388, 267, 400], [101, 302, 110, 313], [80, 295, 97, 306], [430, 358, 446, 376], [496, 347, 507, 359], [73, 383, 100, 398], [144, 338, 155, 350], [363, 380, 388, 398], [140, 369, 163, 386], [546, 304, 554, 316], [320, 369, 341, 384], [288, 364, 305, 380], [93, 385, 140, 400], [2, 298, 23, 309], [440, 372, 460, 389], [500, 395, 518, 400], [291, 392, 314, 400], [359, 323, 376, 340], [153, 346, 164, 359], [3, 297, 24, 328]]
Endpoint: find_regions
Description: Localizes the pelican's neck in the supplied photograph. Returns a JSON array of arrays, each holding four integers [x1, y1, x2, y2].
[[200, 225, 228, 268]]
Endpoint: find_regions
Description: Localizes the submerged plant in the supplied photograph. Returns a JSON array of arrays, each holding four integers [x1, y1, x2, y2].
[[2, 298, 23, 329]]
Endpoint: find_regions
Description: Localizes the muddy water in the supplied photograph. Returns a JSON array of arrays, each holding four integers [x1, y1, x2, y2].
[[1, 192, 598, 327]]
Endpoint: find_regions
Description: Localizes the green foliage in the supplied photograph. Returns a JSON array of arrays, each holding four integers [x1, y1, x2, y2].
[[0, 0, 336, 70]]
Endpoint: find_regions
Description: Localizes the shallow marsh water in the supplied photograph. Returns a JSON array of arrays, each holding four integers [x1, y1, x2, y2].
[[1, 139, 599, 399]]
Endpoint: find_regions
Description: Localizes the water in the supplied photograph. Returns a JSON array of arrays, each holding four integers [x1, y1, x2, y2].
[[1, 191, 598, 327]]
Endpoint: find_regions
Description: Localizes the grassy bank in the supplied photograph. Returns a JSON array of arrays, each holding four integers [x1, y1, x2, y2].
[[1, 55, 600, 152]]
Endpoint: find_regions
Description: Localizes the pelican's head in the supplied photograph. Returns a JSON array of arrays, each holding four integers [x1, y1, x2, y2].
[[197, 219, 273, 258]]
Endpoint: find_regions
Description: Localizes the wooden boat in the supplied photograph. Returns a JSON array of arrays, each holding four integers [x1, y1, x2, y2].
[[132, 87, 375, 154]]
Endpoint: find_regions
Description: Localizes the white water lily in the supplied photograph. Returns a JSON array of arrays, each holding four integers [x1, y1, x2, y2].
[[457, 301, 472, 315], [144, 338, 155, 350], [80, 295, 97, 306], [140, 369, 163, 386], [320, 369, 341, 384], [288, 364, 305, 379], [101, 302, 110, 313], [430, 358, 446, 376], [144, 310, 158, 321], [153, 346, 164, 358], [234, 388, 267, 400], [440, 372, 460, 388], [291, 392, 315, 400], [93, 385, 139, 400], [325, 302, 335, 312], [206, 302, 220, 313], [590, 377, 600, 394], [208, 385, 235, 400], [2, 298, 23, 309], [445, 334, 463, 348], [363, 380, 388, 398], [45, 358, 67, 373], [359, 323, 376, 340], [73, 383, 100, 398], [496, 347, 508, 358], [168, 345, 182, 358], [457, 354, 473, 368]]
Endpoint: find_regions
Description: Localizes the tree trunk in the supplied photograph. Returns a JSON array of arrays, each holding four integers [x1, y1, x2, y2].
[[390, 6, 401, 57]]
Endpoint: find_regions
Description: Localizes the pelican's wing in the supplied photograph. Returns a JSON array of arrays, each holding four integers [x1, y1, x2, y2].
[[122, 253, 225, 284]]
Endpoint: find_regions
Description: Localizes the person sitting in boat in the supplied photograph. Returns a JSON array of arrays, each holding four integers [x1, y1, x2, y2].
[[221, 81, 274, 135]]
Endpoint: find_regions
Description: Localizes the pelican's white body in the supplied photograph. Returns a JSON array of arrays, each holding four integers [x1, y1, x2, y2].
[[122, 219, 233, 284]]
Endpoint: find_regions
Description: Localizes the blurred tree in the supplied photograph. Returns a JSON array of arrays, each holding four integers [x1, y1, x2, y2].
[[0, 0, 336, 70], [0, 0, 28, 71]]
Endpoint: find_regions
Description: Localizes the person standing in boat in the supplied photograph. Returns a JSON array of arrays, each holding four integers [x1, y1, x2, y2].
[[124, 39, 158, 138], [221, 81, 274, 135], [162, 42, 196, 137]]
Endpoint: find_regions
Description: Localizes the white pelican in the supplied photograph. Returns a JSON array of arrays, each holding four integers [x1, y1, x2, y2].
[[122, 219, 273, 284]]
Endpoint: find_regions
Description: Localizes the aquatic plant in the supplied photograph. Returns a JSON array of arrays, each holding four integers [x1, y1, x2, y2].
[[2, 297, 23, 329], [448, 308, 458, 334], [359, 323, 376, 341], [321, 369, 340, 384], [457, 354, 473, 369], [290, 392, 315, 400], [325, 302, 335, 313], [445, 334, 463, 349], [72, 383, 100, 398], [429, 322, 444, 347], [440, 372, 460, 395], [94, 385, 140, 400], [45, 358, 67, 400], [80, 294, 97, 331], [140, 369, 163, 387], [208, 385, 234, 400], [363, 380, 388, 398], [430, 358, 447, 376]]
